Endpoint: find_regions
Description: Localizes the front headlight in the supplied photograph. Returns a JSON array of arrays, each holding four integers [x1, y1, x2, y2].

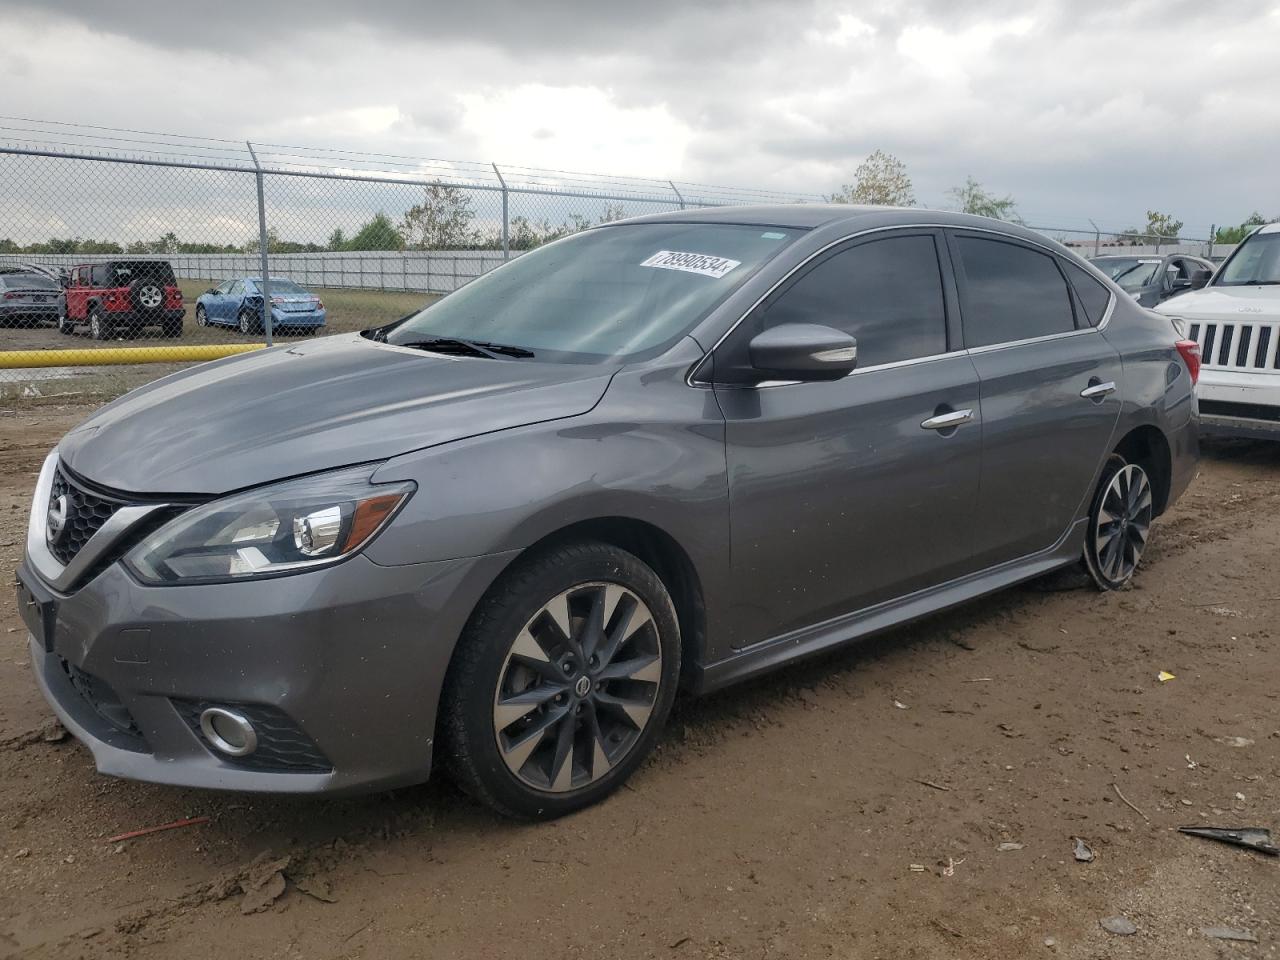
[[125, 465, 414, 585]]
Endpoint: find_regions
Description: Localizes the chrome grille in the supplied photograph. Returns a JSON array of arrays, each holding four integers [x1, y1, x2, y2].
[[47, 467, 127, 566], [1190, 321, 1280, 371]]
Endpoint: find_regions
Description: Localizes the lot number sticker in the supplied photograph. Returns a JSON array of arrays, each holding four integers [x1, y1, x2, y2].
[[641, 250, 742, 279]]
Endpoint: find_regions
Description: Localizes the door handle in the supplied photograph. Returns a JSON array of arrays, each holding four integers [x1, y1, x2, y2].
[[1080, 380, 1117, 400], [920, 409, 974, 431]]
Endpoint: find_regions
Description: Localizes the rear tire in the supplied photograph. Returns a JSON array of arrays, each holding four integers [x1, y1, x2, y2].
[[1082, 454, 1154, 590], [163, 320, 183, 338], [442, 541, 681, 820]]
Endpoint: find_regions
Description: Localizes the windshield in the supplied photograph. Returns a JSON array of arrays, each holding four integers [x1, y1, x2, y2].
[[1094, 258, 1161, 291], [1215, 231, 1280, 286], [252, 279, 309, 295], [384, 223, 801, 363], [0, 273, 59, 290]]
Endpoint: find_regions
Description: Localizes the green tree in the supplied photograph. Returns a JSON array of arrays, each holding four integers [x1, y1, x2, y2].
[[1215, 213, 1270, 245], [828, 150, 915, 206], [1122, 210, 1185, 244], [398, 184, 477, 249], [0, 238, 18, 253], [327, 228, 347, 251], [948, 176, 1021, 222], [347, 213, 404, 251], [599, 202, 627, 223]]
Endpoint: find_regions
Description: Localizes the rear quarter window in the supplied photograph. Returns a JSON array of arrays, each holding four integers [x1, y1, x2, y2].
[[954, 235, 1077, 347], [1061, 260, 1113, 327]]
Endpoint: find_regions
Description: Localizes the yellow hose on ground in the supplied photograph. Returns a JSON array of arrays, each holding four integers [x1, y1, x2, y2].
[[0, 344, 267, 369]]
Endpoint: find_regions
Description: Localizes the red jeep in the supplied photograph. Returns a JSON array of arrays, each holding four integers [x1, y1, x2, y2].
[[60, 260, 185, 340]]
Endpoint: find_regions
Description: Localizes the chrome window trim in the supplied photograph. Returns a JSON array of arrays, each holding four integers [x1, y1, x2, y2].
[[689, 222, 1117, 386]]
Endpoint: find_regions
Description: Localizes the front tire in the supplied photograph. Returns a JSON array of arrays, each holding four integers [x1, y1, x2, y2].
[[89, 309, 109, 341], [58, 315, 74, 335], [442, 541, 681, 820], [238, 309, 258, 335], [1083, 455, 1154, 590], [195, 305, 209, 327]]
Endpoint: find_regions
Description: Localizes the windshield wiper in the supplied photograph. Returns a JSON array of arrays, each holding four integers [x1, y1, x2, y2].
[[396, 337, 535, 359]]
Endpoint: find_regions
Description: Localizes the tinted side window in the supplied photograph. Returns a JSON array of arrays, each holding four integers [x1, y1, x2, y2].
[[1061, 260, 1112, 327], [758, 235, 948, 368], [229, 281, 244, 296], [955, 236, 1076, 347], [91, 264, 110, 287]]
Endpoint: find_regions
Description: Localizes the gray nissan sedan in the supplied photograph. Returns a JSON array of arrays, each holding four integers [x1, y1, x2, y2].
[[17, 206, 1200, 818]]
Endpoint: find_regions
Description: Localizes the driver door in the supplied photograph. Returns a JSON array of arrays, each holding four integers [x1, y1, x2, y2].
[[711, 231, 984, 649]]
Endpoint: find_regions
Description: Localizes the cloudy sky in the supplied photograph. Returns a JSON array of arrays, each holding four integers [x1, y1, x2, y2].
[[3, 0, 1278, 238]]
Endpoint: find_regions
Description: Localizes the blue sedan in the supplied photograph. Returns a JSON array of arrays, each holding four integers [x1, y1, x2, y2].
[[195, 278, 327, 334]]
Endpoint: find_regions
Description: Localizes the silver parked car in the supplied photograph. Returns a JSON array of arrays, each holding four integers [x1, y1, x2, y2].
[[17, 206, 1200, 818]]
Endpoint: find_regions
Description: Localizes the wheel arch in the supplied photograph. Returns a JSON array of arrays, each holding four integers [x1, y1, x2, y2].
[[1113, 424, 1173, 516], [461, 515, 708, 693]]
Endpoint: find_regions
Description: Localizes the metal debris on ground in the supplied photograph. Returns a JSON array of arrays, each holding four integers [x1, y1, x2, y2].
[[997, 842, 1024, 852], [106, 815, 211, 844], [1202, 927, 1258, 942], [1178, 826, 1279, 856], [1072, 837, 1095, 862], [1214, 736, 1254, 748], [1100, 917, 1138, 936]]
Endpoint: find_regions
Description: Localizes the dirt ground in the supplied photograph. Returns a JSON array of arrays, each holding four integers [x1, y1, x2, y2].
[[0, 405, 1277, 960]]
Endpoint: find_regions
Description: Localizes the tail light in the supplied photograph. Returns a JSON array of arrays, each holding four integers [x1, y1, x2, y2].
[[2, 292, 17, 300], [1175, 339, 1201, 385], [315, 299, 324, 310]]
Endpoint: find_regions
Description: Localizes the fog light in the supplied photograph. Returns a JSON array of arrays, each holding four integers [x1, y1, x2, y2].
[[199, 707, 258, 757]]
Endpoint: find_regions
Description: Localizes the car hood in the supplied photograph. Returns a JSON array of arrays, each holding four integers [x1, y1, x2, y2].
[[59, 334, 616, 495], [1154, 285, 1280, 323]]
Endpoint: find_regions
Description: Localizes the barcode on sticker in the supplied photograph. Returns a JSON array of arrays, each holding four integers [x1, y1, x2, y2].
[[640, 250, 742, 279]]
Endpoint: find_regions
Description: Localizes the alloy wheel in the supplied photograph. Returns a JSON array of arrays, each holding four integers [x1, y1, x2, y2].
[[138, 284, 163, 309], [196, 306, 207, 327], [493, 582, 663, 793], [1093, 463, 1153, 583]]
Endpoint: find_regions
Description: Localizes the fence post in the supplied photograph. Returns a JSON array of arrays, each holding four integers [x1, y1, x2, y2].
[[669, 180, 685, 210], [492, 163, 510, 261], [245, 141, 273, 347], [1208, 225, 1215, 260]]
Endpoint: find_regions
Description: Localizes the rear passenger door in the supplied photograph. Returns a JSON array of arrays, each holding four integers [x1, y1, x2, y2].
[[948, 232, 1123, 568]]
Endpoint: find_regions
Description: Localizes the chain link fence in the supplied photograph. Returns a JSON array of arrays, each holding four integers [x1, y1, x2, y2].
[[0, 119, 1225, 403]]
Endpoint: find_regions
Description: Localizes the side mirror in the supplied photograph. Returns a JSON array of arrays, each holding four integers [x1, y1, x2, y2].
[[1170, 277, 1193, 291], [1190, 268, 1211, 289], [747, 323, 857, 382]]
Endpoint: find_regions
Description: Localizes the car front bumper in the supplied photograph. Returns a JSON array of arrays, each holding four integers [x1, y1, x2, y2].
[[17, 547, 515, 795], [1195, 369, 1280, 441]]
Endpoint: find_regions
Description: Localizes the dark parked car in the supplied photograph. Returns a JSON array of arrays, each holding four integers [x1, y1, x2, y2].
[[1091, 253, 1214, 308], [0, 268, 64, 327], [60, 260, 184, 339], [17, 207, 1200, 818]]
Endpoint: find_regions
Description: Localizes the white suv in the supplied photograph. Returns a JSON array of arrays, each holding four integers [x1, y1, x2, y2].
[[1157, 222, 1280, 439]]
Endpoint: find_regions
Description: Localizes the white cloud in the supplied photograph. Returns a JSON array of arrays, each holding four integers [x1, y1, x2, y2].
[[0, 0, 1277, 239]]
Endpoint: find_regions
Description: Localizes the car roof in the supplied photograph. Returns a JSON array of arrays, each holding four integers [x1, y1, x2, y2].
[[614, 204, 1061, 244]]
